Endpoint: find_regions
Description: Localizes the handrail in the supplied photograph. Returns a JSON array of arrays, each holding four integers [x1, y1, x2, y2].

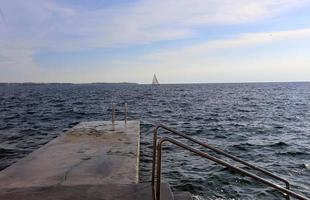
[[110, 102, 128, 124], [152, 124, 291, 200], [155, 137, 310, 200]]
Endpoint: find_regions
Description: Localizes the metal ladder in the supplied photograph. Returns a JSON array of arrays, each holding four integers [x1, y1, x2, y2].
[[151, 124, 310, 200]]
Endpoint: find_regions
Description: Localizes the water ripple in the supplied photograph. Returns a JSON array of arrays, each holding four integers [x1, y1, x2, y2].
[[0, 83, 310, 199]]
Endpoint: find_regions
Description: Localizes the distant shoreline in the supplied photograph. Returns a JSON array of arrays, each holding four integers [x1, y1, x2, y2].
[[0, 82, 139, 86], [0, 81, 310, 86]]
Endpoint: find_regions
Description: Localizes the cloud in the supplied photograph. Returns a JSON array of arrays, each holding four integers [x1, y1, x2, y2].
[[0, 37, 33, 66], [146, 28, 310, 61], [1, 0, 310, 51], [99, 28, 310, 83], [1, 0, 310, 82]]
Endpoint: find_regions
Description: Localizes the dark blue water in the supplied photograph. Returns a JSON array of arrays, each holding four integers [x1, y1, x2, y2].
[[0, 83, 309, 199]]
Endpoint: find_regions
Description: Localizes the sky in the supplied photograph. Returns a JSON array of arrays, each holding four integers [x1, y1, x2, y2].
[[1, 0, 310, 84]]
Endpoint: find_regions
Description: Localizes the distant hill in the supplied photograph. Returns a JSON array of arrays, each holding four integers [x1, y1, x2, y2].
[[0, 82, 139, 87], [90, 82, 138, 86]]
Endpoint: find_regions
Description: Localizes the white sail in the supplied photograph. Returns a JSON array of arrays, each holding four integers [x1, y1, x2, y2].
[[152, 74, 159, 85]]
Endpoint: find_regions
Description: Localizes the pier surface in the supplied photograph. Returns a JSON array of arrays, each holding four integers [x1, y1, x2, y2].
[[0, 120, 191, 200], [0, 121, 140, 189]]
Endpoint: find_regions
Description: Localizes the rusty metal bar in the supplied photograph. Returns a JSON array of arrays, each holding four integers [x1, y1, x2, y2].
[[152, 128, 158, 186], [155, 137, 310, 200], [124, 102, 128, 124], [152, 124, 291, 200], [111, 103, 115, 124], [156, 139, 163, 200]]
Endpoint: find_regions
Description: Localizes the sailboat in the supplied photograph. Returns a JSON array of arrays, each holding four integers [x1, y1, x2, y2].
[[152, 74, 160, 85]]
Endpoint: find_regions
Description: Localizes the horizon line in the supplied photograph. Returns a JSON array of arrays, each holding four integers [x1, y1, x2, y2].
[[1, 80, 310, 85]]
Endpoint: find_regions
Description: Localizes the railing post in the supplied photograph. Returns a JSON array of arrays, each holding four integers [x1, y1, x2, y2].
[[124, 102, 128, 124], [152, 127, 158, 186], [111, 103, 115, 124], [285, 183, 290, 200], [156, 141, 163, 200]]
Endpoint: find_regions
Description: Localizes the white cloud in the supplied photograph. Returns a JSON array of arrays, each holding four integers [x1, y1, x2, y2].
[[1, 0, 310, 82], [0, 39, 32, 64], [86, 28, 310, 83], [1, 0, 310, 51], [146, 28, 310, 61]]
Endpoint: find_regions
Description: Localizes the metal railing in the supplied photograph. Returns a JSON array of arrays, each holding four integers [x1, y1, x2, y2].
[[111, 102, 128, 124], [152, 124, 310, 200]]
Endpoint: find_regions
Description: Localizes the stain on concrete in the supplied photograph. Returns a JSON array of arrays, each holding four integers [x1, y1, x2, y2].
[[0, 121, 140, 189]]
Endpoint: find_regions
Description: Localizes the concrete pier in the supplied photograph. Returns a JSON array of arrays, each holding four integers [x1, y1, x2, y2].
[[0, 121, 140, 188], [0, 120, 191, 200]]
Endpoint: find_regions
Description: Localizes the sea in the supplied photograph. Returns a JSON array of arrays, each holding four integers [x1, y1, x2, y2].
[[0, 82, 309, 199]]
